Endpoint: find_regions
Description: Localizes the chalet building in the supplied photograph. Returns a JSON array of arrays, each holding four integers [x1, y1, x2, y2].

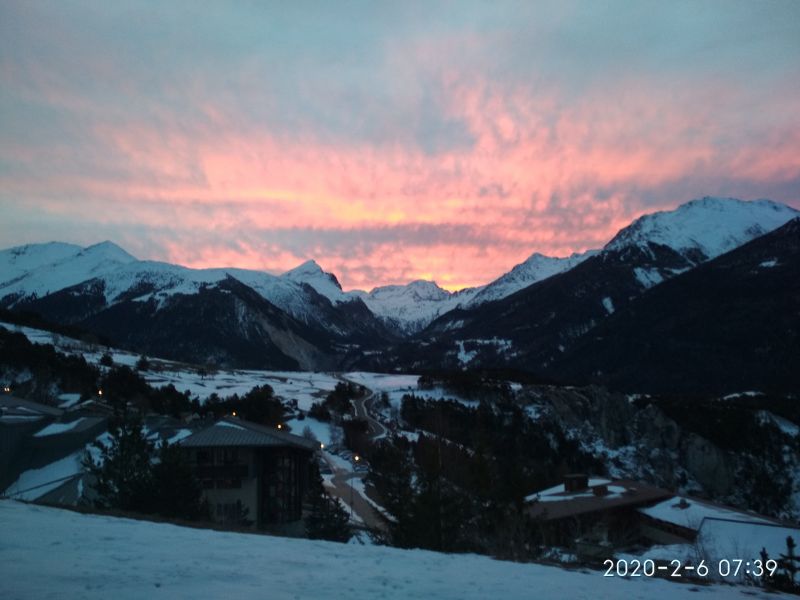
[[179, 417, 318, 529], [524, 474, 672, 558], [524, 474, 799, 564]]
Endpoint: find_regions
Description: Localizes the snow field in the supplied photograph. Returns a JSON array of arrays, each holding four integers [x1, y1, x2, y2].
[[0, 500, 778, 600]]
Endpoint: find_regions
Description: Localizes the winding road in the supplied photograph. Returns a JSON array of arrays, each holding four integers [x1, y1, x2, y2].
[[318, 381, 390, 532]]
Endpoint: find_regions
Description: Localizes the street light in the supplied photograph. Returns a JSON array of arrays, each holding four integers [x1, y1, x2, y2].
[[350, 454, 360, 522]]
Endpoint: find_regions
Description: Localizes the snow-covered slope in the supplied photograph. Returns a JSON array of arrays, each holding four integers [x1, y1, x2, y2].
[[0, 244, 370, 337], [606, 197, 799, 261], [0, 241, 137, 301], [0, 500, 768, 600], [2, 198, 797, 340], [280, 259, 350, 304], [467, 250, 599, 306], [353, 281, 480, 335]]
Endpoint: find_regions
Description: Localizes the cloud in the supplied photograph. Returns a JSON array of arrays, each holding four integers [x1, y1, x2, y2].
[[1, 0, 799, 290]]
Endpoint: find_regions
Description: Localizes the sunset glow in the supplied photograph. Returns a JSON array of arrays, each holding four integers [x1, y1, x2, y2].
[[1, 1, 799, 290]]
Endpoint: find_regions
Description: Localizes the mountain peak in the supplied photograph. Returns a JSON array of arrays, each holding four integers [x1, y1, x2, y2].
[[282, 259, 343, 297], [81, 241, 137, 262], [605, 197, 800, 260], [287, 259, 323, 275]]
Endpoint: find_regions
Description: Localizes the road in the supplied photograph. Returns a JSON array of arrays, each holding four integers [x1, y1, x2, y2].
[[321, 455, 387, 532], [352, 391, 387, 439], [317, 382, 392, 533]]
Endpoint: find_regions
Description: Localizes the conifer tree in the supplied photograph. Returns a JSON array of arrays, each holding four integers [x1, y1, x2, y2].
[[83, 416, 154, 512], [305, 464, 351, 542]]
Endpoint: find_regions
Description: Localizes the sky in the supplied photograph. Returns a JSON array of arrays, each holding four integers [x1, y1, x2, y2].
[[1, 1, 799, 291]]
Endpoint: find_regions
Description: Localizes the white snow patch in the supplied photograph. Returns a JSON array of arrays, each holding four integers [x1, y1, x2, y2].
[[456, 341, 477, 365], [601, 296, 615, 314], [215, 420, 246, 430], [57, 393, 82, 408], [633, 267, 664, 288], [33, 418, 87, 437]]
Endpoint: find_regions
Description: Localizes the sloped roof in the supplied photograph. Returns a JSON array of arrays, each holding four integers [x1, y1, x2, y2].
[[179, 417, 317, 451], [0, 395, 64, 418], [639, 495, 782, 530], [524, 479, 672, 521]]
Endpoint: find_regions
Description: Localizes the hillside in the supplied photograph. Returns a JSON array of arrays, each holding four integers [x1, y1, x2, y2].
[[549, 217, 800, 394], [0, 500, 774, 600]]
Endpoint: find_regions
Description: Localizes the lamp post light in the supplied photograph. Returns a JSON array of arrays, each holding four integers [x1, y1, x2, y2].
[[350, 454, 360, 521]]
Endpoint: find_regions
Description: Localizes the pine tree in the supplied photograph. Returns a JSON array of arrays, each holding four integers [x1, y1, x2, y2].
[[305, 465, 351, 542], [83, 416, 154, 512], [151, 441, 207, 520], [84, 415, 207, 521]]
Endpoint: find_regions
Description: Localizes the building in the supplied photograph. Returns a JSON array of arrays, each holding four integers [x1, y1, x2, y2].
[[179, 417, 318, 529], [525, 475, 672, 549], [524, 474, 800, 567]]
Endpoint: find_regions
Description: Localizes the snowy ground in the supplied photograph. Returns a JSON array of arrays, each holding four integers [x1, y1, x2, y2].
[[0, 500, 780, 600], [287, 416, 332, 446], [3, 322, 481, 414], [344, 372, 477, 407]]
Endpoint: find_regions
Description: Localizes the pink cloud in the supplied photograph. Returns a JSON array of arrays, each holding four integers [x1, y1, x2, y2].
[[3, 47, 799, 291]]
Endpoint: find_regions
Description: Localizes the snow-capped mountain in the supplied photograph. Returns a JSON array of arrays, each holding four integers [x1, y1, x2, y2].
[[350, 250, 603, 333], [466, 250, 599, 306], [0, 241, 136, 302], [280, 260, 349, 305], [0, 243, 395, 368], [605, 197, 799, 286], [552, 217, 800, 394], [2, 196, 798, 373], [0, 244, 386, 340], [386, 197, 800, 377], [352, 281, 479, 335]]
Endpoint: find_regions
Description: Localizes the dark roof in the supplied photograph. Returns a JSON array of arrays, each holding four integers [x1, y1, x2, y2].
[[525, 479, 672, 521], [0, 395, 64, 417], [179, 417, 317, 451]]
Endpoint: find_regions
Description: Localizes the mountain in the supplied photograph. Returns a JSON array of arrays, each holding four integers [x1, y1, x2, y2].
[[0, 241, 136, 303], [352, 281, 479, 335], [350, 252, 598, 334], [281, 259, 348, 304], [2, 196, 797, 377], [364, 197, 799, 380], [0, 244, 393, 369], [605, 197, 796, 261], [465, 250, 598, 306], [548, 217, 800, 394]]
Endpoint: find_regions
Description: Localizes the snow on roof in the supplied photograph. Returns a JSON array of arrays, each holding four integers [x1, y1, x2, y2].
[[639, 496, 775, 531], [0, 396, 64, 417], [525, 478, 612, 502], [216, 420, 246, 430], [33, 418, 88, 437], [525, 479, 672, 521]]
